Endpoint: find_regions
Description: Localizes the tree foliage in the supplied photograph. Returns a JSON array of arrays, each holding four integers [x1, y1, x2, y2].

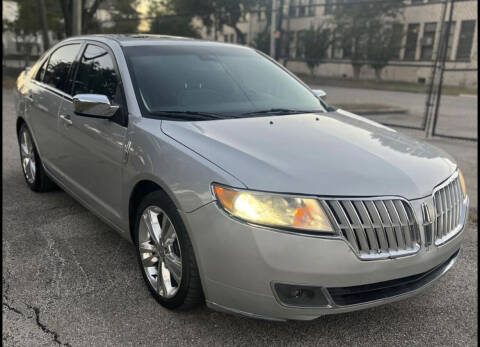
[[104, 0, 141, 34], [330, 0, 403, 79], [302, 25, 331, 76], [366, 21, 403, 80], [5, 0, 63, 65], [59, 0, 105, 36], [168, 0, 260, 44], [146, 1, 200, 38]]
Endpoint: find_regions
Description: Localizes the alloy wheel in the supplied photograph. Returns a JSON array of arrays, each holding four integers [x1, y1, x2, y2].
[[138, 206, 183, 298], [20, 128, 36, 184]]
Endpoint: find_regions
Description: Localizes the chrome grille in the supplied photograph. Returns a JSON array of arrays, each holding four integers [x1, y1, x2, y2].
[[323, 199, 420, 260], [433, 174, 465, 245]]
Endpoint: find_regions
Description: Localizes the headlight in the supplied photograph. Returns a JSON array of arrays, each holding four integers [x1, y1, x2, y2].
[[458, 169, 467, 198], [213, 184, 334, 232]]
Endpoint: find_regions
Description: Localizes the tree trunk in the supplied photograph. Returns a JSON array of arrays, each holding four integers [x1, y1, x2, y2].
[[60, 0, 73, 37], [233, 26, 245, 44], [352, 64, 362, 80], [374, 67, 382, 81], [37, 0, 50, 50]]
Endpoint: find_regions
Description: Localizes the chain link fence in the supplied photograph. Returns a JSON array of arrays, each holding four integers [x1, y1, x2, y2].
[[3, 0, 477, 139]]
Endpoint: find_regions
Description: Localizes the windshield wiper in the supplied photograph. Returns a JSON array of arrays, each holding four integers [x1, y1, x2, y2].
[[236, 108, 321, 117], [149, 110, 229, 120]]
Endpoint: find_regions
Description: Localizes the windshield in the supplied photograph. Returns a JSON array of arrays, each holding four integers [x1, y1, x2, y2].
[[123, 44, 325, 120]]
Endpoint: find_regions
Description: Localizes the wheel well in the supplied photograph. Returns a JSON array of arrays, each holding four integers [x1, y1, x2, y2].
[[16, 117, 25, 137], [128, 180, 164, 242]]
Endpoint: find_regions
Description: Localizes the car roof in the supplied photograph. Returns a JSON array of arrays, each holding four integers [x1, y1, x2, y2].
[[63, 34, 247, 48]]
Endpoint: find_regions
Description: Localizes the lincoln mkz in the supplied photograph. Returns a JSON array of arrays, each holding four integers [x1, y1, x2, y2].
[[14, 35, 468, 321]]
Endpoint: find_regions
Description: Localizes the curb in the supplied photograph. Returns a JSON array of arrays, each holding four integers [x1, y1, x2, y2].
[[346, 108, 408, 116]]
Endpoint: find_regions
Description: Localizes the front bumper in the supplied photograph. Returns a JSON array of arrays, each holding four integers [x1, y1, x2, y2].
[[180, 198, 466, 321]]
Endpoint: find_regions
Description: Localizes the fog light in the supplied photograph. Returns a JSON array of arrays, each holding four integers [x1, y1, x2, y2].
[[274, 283, 329, 307]]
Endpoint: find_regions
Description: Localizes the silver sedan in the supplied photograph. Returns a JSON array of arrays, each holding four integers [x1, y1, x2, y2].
[[14, 35, 468, 321]]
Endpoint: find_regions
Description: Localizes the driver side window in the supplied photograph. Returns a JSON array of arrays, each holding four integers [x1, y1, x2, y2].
[[72, 44, 119, 104]]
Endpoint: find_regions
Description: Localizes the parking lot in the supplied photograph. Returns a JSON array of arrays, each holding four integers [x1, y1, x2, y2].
[[2, 88, 477, 346]]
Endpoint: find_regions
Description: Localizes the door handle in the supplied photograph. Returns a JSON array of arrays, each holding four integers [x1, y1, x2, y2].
[[60, 114, 73, 126]]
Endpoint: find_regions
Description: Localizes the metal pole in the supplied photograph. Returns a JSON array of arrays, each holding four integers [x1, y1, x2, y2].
[[72, 0, 82, 36], [424, 0, 448, 138], [431, 0, 455, 138], [270, 0, 277, 57]]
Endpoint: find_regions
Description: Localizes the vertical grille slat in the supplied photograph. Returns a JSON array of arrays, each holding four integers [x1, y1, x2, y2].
[[446, 184, 454, 232], [323, 198, 420, 260], [384, 200, 406, 249], [364, 201, 389, 251], [441, 188, 448, 238], [456, 179, 462, 225], [375, 201, 398, 250], [342, 201, 370, 252], [328, 200, 359, 253], [353, 201, 380, 251], [432, 174, 466, 245], [393, 200, 413, 248]]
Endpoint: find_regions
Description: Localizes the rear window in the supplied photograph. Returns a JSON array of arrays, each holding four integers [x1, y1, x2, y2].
[[43, 44, 81, 93]]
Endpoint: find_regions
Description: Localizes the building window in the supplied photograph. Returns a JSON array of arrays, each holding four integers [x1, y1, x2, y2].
[[289, 0, 297, 17], [308, 0, 315, 16], [230, 34, 235, 43], [324, 0, 334, 15], [404, 23, 420, 60], [298, 0, 306, 17], [456, 20, 476, 60], [420, 22, 436, 60], [442, 21, 456, 60]]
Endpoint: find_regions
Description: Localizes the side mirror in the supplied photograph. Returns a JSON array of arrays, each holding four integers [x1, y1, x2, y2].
[[312, 89, 327, 99], [73, 94, 119, 119]]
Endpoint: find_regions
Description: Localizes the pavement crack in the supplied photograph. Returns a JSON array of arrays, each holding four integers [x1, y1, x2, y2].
[[27, 304, 72, 347], [2, 301, 23, 316]]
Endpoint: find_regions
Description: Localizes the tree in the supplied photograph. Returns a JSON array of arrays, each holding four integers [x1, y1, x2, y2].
[[302, 24, 331, 77], [367, 21, 403, 80], [330, 0, 403, 79], [169, 0, 259, 44], [146, 1, 200, 38], [6, 0, 63, 66], [37, 0, 50, 49], [104, 0, 140, 34], [59, 0, 105, 36], [253, 30, 270, 54]]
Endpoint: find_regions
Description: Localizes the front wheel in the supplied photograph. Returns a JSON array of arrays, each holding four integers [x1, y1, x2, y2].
[[134, 190, 204, 309], [18, 123, 56, 192]]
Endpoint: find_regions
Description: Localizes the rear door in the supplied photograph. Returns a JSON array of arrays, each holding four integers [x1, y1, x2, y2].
[[55, 42, 128, 226], [28, 43, 82, 169]]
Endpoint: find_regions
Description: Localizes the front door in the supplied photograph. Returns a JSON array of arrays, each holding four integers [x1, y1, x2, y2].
[[27, 43, 81, 169], [55, 43, 128, 226]]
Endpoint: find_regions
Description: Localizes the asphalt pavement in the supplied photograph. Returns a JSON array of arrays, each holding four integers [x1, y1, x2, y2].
[[2, 88, 478, 346]]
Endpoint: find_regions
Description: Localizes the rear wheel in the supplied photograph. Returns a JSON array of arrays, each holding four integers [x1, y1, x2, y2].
[[134, 190, 203, 309], [18, 123, 56, 192]]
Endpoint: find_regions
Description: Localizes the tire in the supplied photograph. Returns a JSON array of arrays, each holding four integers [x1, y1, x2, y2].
[[134, 190, 204, 310], [17, 123, 57, 192]]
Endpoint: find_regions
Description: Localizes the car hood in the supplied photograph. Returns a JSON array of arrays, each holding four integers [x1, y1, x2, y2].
[[161, 109, 457, 200]]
